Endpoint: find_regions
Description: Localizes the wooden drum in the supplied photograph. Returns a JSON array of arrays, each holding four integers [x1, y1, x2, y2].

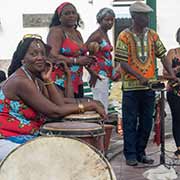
[[64, 112, 114, 152], [63, 111, 102, 123], [40, 121, 105, 152]]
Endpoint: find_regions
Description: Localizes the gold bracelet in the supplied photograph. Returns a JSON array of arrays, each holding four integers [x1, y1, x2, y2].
[[78, 103, 85, 113], [44, 81, 54, 86]]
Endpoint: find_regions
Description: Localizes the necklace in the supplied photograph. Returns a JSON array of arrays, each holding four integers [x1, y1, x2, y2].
[[21, 66, 32, 80], [21, 66, 40, 91]]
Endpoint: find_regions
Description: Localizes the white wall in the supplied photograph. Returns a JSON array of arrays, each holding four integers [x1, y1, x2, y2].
[[157, 0, 180, 50], [0, 0, 179, 73], [0, 0, 113, 61]]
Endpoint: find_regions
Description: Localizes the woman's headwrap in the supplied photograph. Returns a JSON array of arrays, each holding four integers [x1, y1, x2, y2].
[[56, 2, 73, 15], [96, 8, 115, 23]]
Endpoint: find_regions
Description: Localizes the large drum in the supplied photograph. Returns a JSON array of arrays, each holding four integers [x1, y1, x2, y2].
[[0, 137, 117, 180], [40, 121, 105, 151], [64, 112, 114, 152]]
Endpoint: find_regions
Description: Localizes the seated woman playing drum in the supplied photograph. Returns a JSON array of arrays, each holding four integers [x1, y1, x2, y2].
[[0, 34, 107, 160]]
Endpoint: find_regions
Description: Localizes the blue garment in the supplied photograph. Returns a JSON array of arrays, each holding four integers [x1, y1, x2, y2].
[[122, 90, 155, 160], [7, 135, 37, 144]]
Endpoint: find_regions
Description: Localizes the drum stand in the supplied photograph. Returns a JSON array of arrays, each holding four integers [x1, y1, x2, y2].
[[158, 89, 166, 165], [151, 85, 176, 168], [145, 81, 166, 166]]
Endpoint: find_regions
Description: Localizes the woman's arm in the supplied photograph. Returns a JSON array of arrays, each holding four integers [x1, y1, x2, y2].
[[16, 78, 107, 119], [85, 30, 100, 44], [163, 50, 173, 79], [60, 61, 74, 98], [162, 52, 176, 80], [47, 27, 95, 67], [47, 27, 73, 65], [40, 61, 65, 106], [64, 97, 92, 104]]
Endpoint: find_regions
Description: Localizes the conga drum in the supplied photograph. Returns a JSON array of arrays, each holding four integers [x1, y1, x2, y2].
[[40, 121, 105, 152], [0, 137, 117, 180], [63, 111, 102, 123], [64, 112, 114, 152]]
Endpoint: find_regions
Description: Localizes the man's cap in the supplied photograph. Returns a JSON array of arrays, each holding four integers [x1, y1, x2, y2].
[[129, 1, 153, 13]]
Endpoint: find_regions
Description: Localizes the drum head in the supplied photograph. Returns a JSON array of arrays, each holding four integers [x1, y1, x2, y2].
[[0, 137, 116, 180], [64, 111, 101, 122], [40, 121, 104, 137]]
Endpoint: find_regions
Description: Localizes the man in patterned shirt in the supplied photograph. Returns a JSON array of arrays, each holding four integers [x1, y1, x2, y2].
[[115, 1, 176, 166]]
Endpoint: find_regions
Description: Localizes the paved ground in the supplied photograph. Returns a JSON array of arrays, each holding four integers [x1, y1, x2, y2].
[[106, 100, 180, 180], [109, 134, 180, 180]]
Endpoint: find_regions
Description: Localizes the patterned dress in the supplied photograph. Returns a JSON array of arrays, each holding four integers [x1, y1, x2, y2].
[[51, 34, 86, 95], [90, 39, 116, 79], [0, 90, 44, 139], [90, 39, 117, 113]]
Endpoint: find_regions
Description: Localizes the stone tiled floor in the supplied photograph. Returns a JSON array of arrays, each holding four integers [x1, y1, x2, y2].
[[105, 100, 180, 180], [108, 133, 180, 180]]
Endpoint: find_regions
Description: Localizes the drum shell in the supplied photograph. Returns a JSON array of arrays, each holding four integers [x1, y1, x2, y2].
[[40, 122, 105, 151], [103, 124, 114, 151], [64, 114, 114, 152]]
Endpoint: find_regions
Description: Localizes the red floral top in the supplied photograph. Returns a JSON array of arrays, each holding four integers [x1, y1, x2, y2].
[[0, 90, 44, 137], [51, 36, 86, 94], [90, 39, 115, 79]]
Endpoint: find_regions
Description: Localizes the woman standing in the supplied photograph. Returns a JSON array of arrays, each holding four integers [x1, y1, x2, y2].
[[163, 27, 180, 159], [86, 8, 120, 113], [47, 2, 95, 98]]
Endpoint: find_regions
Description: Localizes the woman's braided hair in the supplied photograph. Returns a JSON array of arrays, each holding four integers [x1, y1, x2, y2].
[[8, 37, 50, 77]]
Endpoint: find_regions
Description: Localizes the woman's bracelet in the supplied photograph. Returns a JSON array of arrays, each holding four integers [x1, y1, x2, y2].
[[44, 81, 54, 86], [78, 103, 85, 113]]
